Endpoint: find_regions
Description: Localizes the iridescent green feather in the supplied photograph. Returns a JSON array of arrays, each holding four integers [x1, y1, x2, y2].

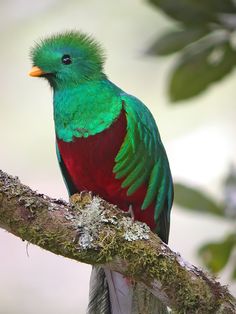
[[127, 166, 151, 195], [155, 174, 169, 221], [142, 160, 163, 210], [121, 157, 147, 188], [113, 94, 173, 223], [114, 146, 143, 179]]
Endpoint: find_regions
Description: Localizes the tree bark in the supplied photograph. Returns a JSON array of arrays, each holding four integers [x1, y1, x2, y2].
[[0, 169, 235, 313]]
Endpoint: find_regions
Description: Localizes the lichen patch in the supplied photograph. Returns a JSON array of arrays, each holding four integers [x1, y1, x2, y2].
[[69, 193, 150, 250]]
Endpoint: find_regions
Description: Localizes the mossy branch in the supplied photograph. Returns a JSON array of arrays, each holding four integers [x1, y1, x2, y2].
[[0, 169, 235, 313]]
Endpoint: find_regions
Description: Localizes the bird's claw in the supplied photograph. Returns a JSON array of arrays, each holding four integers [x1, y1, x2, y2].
[[123, 204, 135, 223]]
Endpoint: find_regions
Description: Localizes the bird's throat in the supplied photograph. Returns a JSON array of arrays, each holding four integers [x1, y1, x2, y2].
[[53, 80, 123, 142]]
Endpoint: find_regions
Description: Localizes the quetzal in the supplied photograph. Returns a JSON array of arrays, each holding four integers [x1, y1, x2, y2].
[[29, 31, 173, 314]]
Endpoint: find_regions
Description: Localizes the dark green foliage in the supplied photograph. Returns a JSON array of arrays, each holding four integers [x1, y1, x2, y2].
[[149, 0, 215, 25], [174, 183, 224, 216], [147, 0, 236, 101], [149, 0, 236, 25], [198, 234, 236, 273], [148, 28, 208, 56], [169, 42, 236, 101]]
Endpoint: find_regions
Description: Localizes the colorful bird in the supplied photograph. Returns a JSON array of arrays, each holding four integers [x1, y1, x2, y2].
[[29, 31, 173, 314]]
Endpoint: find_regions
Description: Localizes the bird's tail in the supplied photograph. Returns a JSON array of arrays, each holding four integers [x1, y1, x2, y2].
[[87, 266, 168, 314], [86, 266, 110, 314]]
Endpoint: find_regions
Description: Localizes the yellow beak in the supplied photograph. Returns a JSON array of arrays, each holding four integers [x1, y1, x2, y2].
[[28, 66, 46, 77]]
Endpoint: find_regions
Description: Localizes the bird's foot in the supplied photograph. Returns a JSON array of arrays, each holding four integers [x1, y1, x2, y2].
[[123, 204, 135, 223]]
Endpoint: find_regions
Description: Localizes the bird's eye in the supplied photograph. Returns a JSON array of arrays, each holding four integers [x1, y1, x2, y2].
[[61, 54, 72, 65]]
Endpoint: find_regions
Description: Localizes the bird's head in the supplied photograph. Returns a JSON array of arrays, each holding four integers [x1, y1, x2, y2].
[[29, 31, 105, 89]]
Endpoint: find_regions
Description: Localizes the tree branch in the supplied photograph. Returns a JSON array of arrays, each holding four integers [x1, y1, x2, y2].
[[0, 170, 235, 313]]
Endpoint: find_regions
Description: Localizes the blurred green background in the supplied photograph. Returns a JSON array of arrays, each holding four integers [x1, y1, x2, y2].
[[0, 0, 235, 313]]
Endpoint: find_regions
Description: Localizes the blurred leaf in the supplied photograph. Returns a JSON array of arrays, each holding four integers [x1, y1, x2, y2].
[[203, 0, 236, 12], [148, 28, 208, 56], [148, 0, 215, 25], [148, 0, 236, 25], [198, 234, 236, 273], [169, 42, 236, 102], [174, 183, 225, 216], [203, 0, 236, 13]]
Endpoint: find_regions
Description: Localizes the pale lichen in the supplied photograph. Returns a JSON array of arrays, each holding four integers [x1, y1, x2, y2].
[[120, 217, 150, 241], [75, 196, 104, 249], [70, 194, 150, 250]]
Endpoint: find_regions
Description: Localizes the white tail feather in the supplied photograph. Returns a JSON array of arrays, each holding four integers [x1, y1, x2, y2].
[[104, 269, 133, 314]]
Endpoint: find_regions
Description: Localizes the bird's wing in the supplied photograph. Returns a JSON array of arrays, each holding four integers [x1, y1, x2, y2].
[[113, 94, 173, 240], [56, 143, 77, 196]]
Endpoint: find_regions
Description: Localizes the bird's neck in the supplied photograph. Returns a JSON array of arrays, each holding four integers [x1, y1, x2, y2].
[[53, 79, 123, 142]]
